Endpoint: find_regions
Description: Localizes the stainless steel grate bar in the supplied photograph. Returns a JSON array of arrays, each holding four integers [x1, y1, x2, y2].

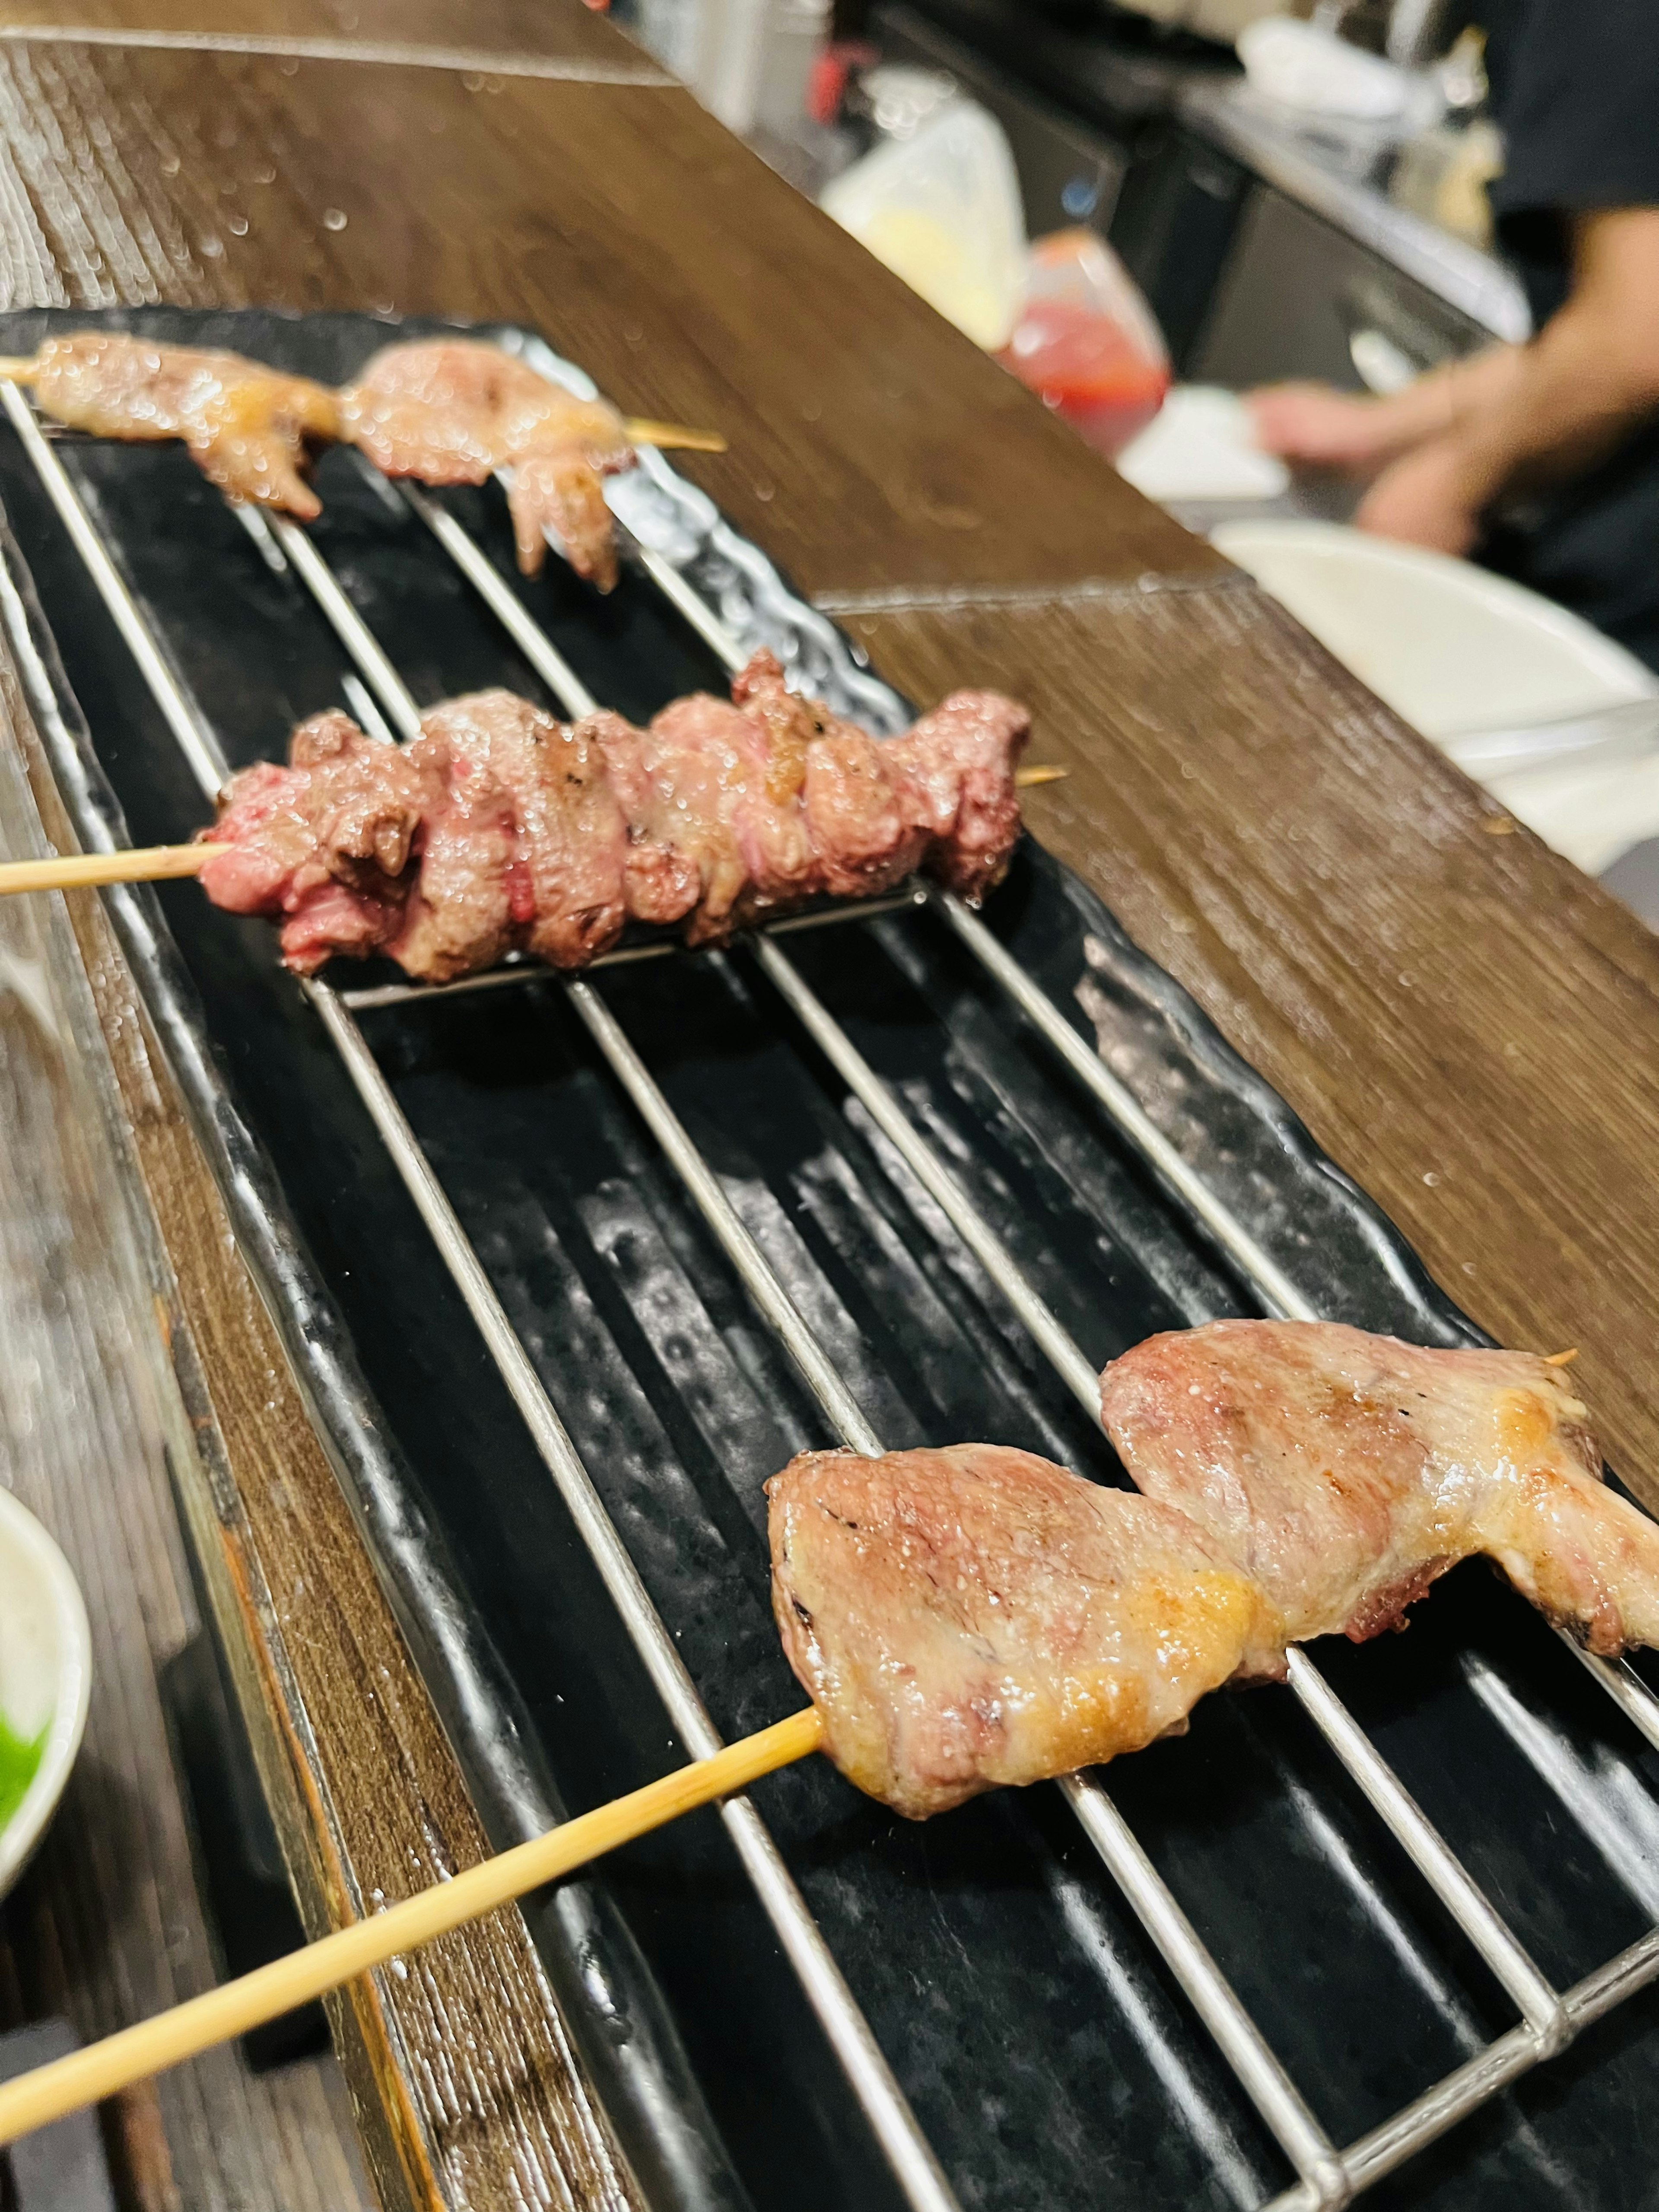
[[565, 973, 883, 1456], [1061, 1773, 1349, 2209], [1264, 1926, 1659, 2211], [750, 930, 1102, 1412], [396, 478, 601, 718], [338, 890, 928, 1013], [0, 415, 961, 2212], [266, 512, 426, 741]]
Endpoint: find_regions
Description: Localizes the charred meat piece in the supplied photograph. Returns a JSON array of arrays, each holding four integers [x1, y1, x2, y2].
[[197, 709, 433, 973], [1101, 1320, 1659, 1659], [589, 651, 864, 942], [339, 340, 636, 587], [768, 1443, 1279, 1818], [32, 334, 341, 517], [588, 650, 1029, 941], [413, 691, 628, 973]]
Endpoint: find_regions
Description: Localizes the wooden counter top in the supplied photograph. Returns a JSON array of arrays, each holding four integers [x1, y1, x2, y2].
[[0, 8, 1654, 2209]]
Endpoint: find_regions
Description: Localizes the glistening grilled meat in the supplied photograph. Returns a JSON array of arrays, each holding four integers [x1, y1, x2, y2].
[[25, 331, 636, 583], [339, 340, 636, 587], [32, 333, 341, 517], [197, 654, 1030, 982], [1100, 1320, 1659, 1659], [767, 1443, 1279, 1819]]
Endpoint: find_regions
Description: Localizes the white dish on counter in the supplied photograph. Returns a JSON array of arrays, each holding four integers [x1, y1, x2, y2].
[[1211, 518, 1659, 874], [0, 1485, 91, 1900]]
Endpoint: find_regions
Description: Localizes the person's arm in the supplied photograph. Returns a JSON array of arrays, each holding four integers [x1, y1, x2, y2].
[[1354, 207, 1659, 552], [1247, 343, 1526, 474]]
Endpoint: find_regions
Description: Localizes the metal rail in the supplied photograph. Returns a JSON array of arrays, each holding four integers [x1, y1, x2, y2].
[[10, 390, 1659, 2210]]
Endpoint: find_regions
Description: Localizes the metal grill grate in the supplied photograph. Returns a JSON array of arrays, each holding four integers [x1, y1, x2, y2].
[[5, 363, 1659, 2212]]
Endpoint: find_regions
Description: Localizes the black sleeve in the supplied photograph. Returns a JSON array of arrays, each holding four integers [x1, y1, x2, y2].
[[1487, 0, 1659, 222]]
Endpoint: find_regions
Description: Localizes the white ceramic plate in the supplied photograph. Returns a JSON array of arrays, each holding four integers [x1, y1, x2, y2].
[[0, 1486, 91, 1900], [1212, 518, 1659, 873]]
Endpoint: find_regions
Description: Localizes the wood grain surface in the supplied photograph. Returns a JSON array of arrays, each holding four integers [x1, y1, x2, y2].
[[0, 685, 378, 2212], [0, 0, 659, 68], [0, 8, 1653, 2208]]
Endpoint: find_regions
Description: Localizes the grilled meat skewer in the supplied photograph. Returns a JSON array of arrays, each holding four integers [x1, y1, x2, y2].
[[7, 333, 725, 588], [197, 652, 1030, 983], [773, 1326, 1659, 1818], [768, 1443, 1279, 1819]]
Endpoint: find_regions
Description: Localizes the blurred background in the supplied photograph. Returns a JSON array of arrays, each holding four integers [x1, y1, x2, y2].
[[602, 0, 1659, 920]]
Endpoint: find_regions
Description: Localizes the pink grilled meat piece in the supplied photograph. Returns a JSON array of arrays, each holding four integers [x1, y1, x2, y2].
[[339, 340, 635, 587], [768, 1443, 1281, 1819], [1100, 1320, 1659, 1659], [886, 690, 1031, 902], [416, 692, 627, 970], [31, 333, 341, 517], [600, 651, 861, 941], [589, 651, 1030, 937], [197, 709, 429, 974]]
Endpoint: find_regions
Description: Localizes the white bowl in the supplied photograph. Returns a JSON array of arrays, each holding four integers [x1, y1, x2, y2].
[[1211, 519, 1659, 873], [0, 1486, 91, 1900]]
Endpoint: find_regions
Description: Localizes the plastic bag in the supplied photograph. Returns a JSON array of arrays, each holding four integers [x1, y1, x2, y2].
[[820, 102, 1026, 352], [998, 229, 1170, 458]]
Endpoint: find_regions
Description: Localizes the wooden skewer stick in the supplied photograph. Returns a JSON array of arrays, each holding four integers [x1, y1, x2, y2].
[[0, 842, 222, 897], [1014, 764, 1067, 789], [0, 358, 728, 459], [0, 1706, 825, 2149], [623, 416, 728, 455]]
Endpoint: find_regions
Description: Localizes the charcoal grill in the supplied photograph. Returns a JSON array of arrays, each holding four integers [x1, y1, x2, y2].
[[1, 307, 1657, 2212]]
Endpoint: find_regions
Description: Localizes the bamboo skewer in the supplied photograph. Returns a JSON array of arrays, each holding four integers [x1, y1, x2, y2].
[[0, 356, 728, 458], [0, 1705, 825, 2149], [0, 842, 222, 896], [621, 416, 728, 454]]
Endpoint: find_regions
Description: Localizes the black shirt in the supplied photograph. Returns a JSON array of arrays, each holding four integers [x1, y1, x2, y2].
[[1466, 0, 1659, 671]]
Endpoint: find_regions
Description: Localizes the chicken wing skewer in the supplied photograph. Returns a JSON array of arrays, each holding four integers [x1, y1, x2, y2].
[[5, 1326, 1658, 2145], [0, 335, 726, 588]]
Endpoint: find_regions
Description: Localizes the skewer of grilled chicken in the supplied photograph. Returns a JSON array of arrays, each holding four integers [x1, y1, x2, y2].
[[3, 1326, 1655, 2140], [0, 334, 725, 585]]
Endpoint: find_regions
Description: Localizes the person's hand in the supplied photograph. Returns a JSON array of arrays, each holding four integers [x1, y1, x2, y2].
[[1245, 381, 1413, 472], [1354, 441, 1480, 557]]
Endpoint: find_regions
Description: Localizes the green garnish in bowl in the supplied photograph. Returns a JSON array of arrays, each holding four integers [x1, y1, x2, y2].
[[0, 1713, 46, 1834]]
